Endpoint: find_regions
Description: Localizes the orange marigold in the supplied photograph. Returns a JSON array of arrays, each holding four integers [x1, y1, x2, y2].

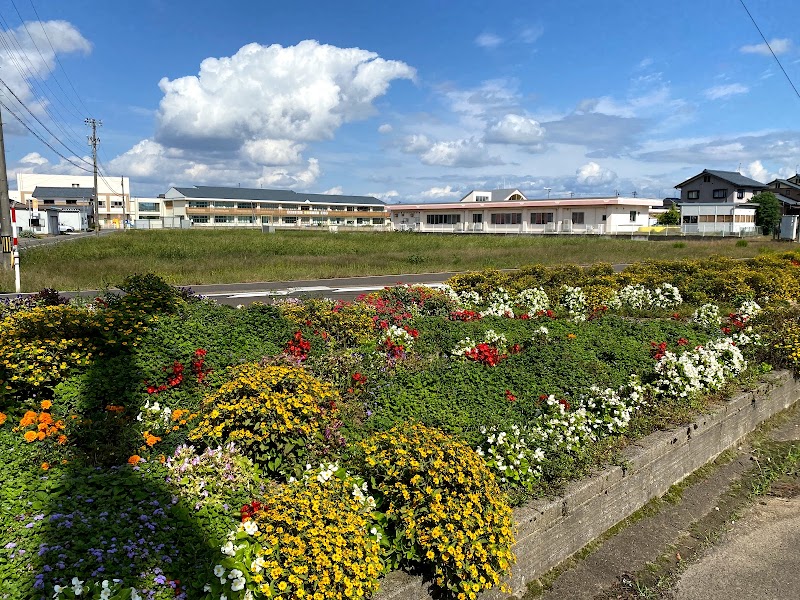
[[40, 400, 52, 410], [23, 430, 37, 442], [41, 462, 49, 470], [38, 412, 53, 425], [37, 431, 45, 441], [127, 455, 142, 465], [0, 412, 6, 426], [57, 435, 68, 445], [143, 431, 161, 447], [19, 411, 37, 427]]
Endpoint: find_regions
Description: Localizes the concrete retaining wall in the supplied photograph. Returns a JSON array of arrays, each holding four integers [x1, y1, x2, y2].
[[375, 371, 800, 599]]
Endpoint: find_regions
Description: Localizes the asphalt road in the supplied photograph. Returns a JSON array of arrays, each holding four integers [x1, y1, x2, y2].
[[0, 272, 465, 306]]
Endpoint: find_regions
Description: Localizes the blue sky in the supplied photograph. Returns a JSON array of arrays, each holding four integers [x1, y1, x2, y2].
[[2, 0, 800, 201]]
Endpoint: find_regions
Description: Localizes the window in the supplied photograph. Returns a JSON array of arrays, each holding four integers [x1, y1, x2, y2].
[[687, 190, 700, 200], [703, 175, 711, 183], [66, 199, 77, 205], [190, 215, 209, 224], [699, 215, 716, 223], [472, 213, 483, 223], [572, 212, 585, 225], [261, 216, 270, 224], [530, 212, 554, 225], [98, 200, 105, 207], [214, 215, 232, 223], [737, 189, 745, 199], [138, 202, 159, 212], [682, 215, 698, 224], [214, 201, 234, 208], [346, 206, 355, 212], [237, 216, 254, 224], [112, 200, 123, 208], [237, 202, 253, 209], [30, 217, 41, 227], [42, 199, 54, 205], [372, 218, 384, 225], [475, 195, 489, 202], [490, 213, 522, 225], [629, 210, 637, 222], [601, 214, 607, 222], [712, 189, 727, 199], [426, 214, 461, 225], [283, 216, 298, 224], [188, 201, 209, 208]]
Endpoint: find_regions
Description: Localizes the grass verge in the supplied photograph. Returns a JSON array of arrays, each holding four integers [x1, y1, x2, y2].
[[1, 230, 788, 292]]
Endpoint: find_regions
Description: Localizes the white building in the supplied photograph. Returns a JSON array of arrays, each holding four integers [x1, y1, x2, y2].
[[16, 173, 131, 229], [388, 189, 660, 234], [161, 186, 388, 229]]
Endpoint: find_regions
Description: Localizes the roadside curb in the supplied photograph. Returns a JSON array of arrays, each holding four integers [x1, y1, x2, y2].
[[374, 371, 800, 600]]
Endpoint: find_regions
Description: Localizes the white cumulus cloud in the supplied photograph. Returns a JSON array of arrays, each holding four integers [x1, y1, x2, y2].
[[0, 20, 90, 119], [240, 139, 305, 166], [703, 83, 749, 100], [321, 186, 343, 195], [740, 38, 792, 56], [400, 134, 433, 153], [745, 160, 770, 183], [576, 161, 617, 186], [420, 185, 459, 199], [484, 114, 546, 145], [378, 123, 393, 134], [156, 40, 415, 150], [421, 138, 503, 168]]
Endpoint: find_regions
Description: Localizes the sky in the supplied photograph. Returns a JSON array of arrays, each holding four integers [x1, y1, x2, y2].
[[1, 0, 800, 202]]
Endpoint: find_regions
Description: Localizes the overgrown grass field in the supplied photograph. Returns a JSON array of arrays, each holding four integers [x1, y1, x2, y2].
[[1, 229, 788, 291]]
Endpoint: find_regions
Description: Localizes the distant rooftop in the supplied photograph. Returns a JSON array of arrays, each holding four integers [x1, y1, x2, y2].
[[169, 186, 384, 205], [31, 186, 94, 199], [675, 169, 766, 189]]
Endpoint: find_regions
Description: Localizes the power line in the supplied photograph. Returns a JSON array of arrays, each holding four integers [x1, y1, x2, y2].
[[0, 11, 88, 151], [27, 0, 92, 117], [7, 0, 85, 122], [739, 0, 800, 101], [0, 74, 94, 167], [0, 97, 91, 172]]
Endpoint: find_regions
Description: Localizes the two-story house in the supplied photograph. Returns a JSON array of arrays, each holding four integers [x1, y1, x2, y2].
[[764, 175, 800, 215], [673, 170, 763, 235]]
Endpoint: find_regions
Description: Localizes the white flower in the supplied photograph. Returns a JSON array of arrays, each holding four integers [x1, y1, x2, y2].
[[203, 584, 212, 592], [221, 541, 236, 556], [243, 519, 259, 536], [231, 577, 246, 591], [228, 569, 243, 580], [214, 564, 226, 578], [131, 590, 142, 600], [52, 585, 63, 598]]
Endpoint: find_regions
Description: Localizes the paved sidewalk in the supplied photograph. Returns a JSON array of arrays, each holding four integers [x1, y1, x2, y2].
[[529, 404, 800, 600]]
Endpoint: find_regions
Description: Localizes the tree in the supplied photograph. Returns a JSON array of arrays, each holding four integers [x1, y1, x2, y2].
[[750, 192, 782, 236], [657, 206, 680, 226]]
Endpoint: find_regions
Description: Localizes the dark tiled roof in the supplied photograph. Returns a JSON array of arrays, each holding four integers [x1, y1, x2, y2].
[[171, 186, 384, 205], [32, 186, 94, 199], [769, 179, 800, 191], [675, 170, 766, 189]]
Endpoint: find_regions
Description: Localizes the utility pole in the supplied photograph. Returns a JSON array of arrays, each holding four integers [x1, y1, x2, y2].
[[85, 118, 101, 235], [0, 105, 12, 270]]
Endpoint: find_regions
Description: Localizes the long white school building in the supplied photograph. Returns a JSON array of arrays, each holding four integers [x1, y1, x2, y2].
[[387, 189, 661, 234]]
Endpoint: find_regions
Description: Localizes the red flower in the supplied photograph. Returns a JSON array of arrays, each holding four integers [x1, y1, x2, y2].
[[505, 389, 517, 402], [677, 337, 688, 346], [558, 398, 571, 411]]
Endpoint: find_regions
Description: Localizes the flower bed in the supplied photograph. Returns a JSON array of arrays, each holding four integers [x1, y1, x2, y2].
[[2, 256, 800, 599]]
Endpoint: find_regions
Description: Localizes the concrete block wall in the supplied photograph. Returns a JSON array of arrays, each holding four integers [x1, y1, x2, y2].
[[374, 371, 800, 599]]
